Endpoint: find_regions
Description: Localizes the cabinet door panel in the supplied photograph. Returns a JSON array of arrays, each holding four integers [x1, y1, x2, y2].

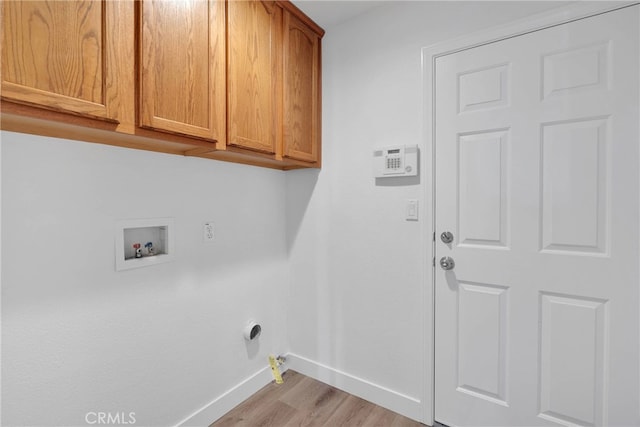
[[1, 0, 131, 122], [283, 11, 320, 163], [227, 0, 281, 154], [140, 0, 225, 142]]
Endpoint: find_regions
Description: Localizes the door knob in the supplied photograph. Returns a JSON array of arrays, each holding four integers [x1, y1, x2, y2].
[[439, 256, 455, 270], [440, 231, 454, 244]]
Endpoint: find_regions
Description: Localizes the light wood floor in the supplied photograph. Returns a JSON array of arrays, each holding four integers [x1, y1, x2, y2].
[[211, 370, 426, 427]]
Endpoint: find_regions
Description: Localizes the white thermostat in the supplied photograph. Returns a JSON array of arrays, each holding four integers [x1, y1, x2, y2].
[[373, 144, 418, 178]]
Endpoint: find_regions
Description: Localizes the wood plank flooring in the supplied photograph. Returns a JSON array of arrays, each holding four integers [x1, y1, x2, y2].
[[210, 370, 426, 427]]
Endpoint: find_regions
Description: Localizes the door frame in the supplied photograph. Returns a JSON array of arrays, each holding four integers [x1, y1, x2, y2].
[[419, 2, 639, 424]]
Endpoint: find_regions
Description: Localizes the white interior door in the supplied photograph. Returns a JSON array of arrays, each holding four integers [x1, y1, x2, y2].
[[434, 6, 639, 426]]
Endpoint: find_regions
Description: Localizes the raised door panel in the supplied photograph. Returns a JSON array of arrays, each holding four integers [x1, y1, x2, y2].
[[227, 0, 281, 154], [457, 282, 509, 405], [539, 292, 608, 426], [540, 118, 608, 254], [283, 11, 320, 163], [1, 0, 133, 122], [458, 129, 509, 247], [140, 0, 225, 142]]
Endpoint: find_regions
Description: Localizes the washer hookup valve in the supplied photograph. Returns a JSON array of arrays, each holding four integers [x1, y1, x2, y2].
[[145, 242, 154, 256], [133, 243, 142, 258]]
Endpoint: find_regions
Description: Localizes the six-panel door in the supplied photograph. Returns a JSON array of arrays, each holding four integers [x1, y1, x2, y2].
[[435, 6, 639, 426]]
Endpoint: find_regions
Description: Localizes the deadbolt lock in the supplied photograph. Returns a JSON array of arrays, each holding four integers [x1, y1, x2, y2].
[[440, 231, 454, 244]]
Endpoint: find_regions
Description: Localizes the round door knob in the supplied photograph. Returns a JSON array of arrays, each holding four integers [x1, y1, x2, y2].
[[440, 231, 454, 244], [439, 256, 455, 270]]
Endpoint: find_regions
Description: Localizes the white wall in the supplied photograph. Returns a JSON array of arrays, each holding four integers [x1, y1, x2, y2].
[[286, 1, 570, 422], [1, 131, 289, 426]]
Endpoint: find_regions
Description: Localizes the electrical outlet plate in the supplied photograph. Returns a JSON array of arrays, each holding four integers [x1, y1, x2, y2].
[[203, 222, 215, 242]]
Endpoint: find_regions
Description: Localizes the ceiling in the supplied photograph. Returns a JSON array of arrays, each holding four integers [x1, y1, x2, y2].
[[291, 0, 385, 29], [291, 1, 575, 31]]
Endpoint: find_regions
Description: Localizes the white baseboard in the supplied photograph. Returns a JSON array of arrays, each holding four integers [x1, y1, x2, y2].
[[175, 364, 285, 427], [286, 353, 423, 423], [174, 354, 422, 426]]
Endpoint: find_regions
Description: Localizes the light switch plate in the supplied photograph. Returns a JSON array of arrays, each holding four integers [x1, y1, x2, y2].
[[406, 199, 419, 221]]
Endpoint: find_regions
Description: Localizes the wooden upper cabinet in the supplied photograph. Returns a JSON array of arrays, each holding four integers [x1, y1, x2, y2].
[[1, 0, 323, 169], [139, 0, 225, 143], [227, 0, 282, 154], [282, 9, 321, 164], [1, 0, 134, 124]]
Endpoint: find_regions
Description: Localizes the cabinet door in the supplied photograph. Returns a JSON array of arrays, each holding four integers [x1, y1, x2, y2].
[[282, 10, 321, 163], [1, 0, 133, 122], [140, 0, 225, 142], [227, 0, 282, 154]]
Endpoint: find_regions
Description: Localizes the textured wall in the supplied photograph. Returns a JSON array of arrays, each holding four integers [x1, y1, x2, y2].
[[1, 131, 289, 426]]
